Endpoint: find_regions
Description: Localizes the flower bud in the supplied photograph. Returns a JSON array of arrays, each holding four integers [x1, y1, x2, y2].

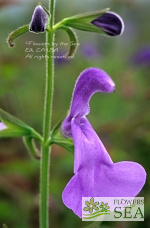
[[29, 5, 47, 33], [91, 12, 124, 36]]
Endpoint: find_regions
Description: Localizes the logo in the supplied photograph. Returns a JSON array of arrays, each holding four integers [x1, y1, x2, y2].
[[82, 197, 144, 221]]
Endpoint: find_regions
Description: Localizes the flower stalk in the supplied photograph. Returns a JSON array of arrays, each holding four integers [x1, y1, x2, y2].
[[40, 0, 55, 228]]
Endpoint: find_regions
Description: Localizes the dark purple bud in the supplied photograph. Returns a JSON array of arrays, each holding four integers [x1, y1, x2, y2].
[[91, 12, 124, 36], [29, 6, 47, 33]]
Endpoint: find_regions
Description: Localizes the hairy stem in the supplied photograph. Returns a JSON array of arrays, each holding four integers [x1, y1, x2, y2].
[[40, 0, 55, 227]]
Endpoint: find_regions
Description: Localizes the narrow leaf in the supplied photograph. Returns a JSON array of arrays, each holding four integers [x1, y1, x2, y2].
[[0, 118, 31, 138], [23, 136, 41, 160], [0, 108, 42, 141], [51, 135, 74, 153], [7, 24, 29, 47], [60, 8, 109, 34], [57, 26, 78, 57], [0, 108, 30, 129], [64, 8, 109, 20]]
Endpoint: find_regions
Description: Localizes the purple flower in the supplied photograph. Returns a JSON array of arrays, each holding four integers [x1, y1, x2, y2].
[[61, 68, 146, 218], [62, 68, 115, 138], [0, 122, 6, 131], [29, 6, 47, 33], [91, 12, 124, 36]]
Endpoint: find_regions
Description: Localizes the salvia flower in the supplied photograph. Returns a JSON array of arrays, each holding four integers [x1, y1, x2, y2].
[[62, 68, 115, 138], [61, 68, 146, 218], [91, 12, 124, 36], [29, 5, 47, 33]]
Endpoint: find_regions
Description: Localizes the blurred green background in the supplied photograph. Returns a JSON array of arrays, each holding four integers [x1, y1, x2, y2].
[[0, 0, 150, 227]]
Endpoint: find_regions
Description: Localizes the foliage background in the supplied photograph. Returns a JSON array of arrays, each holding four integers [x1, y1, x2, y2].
[[0, 0, 150, 227]]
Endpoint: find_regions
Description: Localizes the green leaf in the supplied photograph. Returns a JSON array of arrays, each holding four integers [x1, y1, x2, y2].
[[50, 119, 74, 153], [58, 8, 109, 34], [56, 26, 78, 57], [0, 108, 42, 141], [7, 24, 29, 47], [0, 118, 30, 138], [23, 136, 41, 160]]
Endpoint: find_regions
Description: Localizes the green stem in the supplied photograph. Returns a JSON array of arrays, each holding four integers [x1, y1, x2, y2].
[[40, 0, 56, 228]]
